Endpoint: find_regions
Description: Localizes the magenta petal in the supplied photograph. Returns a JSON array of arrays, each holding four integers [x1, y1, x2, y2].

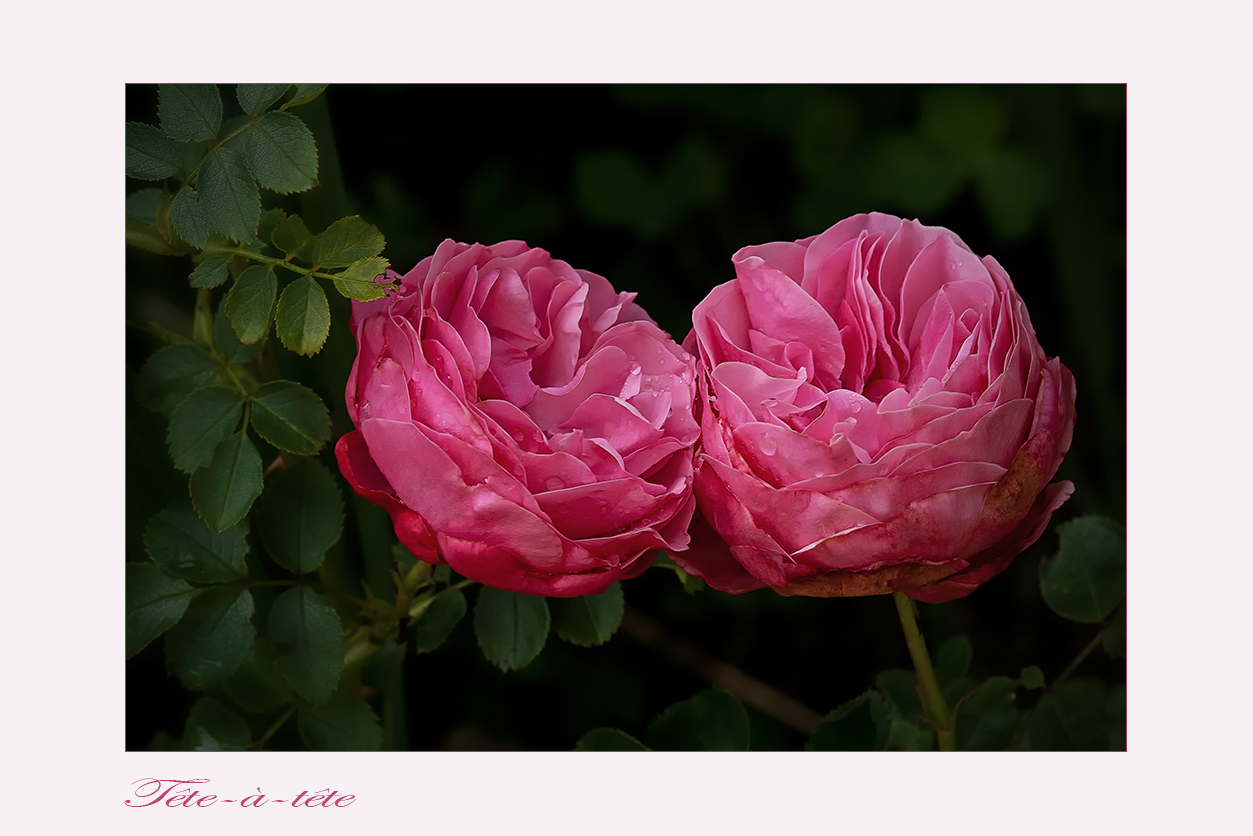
[[687, 212, 1078, 600]]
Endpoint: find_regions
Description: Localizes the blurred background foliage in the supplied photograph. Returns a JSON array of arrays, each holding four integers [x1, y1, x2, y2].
[[127, 84, 1125, 750]]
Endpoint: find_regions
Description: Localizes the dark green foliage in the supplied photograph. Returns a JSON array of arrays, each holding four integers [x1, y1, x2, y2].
[[473, 587, 550, 672], [550, 583, 624, 647], [268, 586, 344, 704]]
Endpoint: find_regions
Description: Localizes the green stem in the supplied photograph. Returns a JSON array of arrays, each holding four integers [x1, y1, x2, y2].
[[252, 704, 295, 751], [201, 243, 379, 289], [1051, 629, 1105, 692], [183, 122, 256, 185], [892, 592, 957, 751]]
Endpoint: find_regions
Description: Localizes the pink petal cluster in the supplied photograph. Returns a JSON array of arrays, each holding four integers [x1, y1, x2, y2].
[[336, 240, 700, 597], [672, 213, 1076, 603]]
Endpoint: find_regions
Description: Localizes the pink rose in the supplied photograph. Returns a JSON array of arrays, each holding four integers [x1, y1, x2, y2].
[[674, 213, 1076, 603], [335, 240, 700, 597]]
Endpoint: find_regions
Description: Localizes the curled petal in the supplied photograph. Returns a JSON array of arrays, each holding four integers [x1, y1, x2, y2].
[[336, 240, 699, 596], [690, 213, 1077, 600]]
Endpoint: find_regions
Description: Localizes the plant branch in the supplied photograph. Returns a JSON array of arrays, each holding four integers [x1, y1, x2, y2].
[[1051, 629, 1106, 692], [619, 606, 823, 736], [892, 592, 956, 750], [251, 704, 295, 751], [202, 243, 381, 287]]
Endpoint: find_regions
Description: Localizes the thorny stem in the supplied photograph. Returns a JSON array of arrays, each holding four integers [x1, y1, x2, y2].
[[892, 592, 957, 751]]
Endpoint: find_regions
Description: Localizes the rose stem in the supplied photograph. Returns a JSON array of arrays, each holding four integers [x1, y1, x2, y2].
[[892, 592, 957, 751]]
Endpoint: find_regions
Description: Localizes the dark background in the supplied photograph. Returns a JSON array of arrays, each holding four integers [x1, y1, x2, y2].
[[126, 84, 1125, 750]]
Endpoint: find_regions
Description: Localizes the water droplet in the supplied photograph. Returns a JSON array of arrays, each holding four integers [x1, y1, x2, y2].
[[558, 503, 570, 514], [545, 476, 564, 491], [760, 435, 778, 456]]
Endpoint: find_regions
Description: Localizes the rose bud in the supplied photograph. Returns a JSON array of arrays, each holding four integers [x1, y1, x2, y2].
[[336, 240, 700, 597], [674, 213, 1076, 603]]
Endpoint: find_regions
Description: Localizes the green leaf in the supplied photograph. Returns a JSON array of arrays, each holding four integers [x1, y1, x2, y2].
[[271, 214, 312, 258], [298, 701, 382, 751], [165, 586, 255, 690], [411, 589, 467, 653], [189, 430, 264, 532], [807, 690, 890, 751], [960, 706, 1024, 751], [246, 111, 319, 194], [221, 639, 291, 713], [575, 728, 650, 751], [275, 278, 331, 356], [301, 215, 385, 269], [166, 385, 245, 473], [960, 676, 1019, 716], [282, 84, 327, 110], [169, 186, 209, 249], [256, 207, 287, 247], [158, 84, 222, 142], [143, 503, 248, 583], [236, 84, 290, 117], [268, 586, 344, 704], [213, 296, 264, 364], [934, 635, 973, 687], [473, 587, 550, 672], [1026, 678, 1112, 750], [256, 460, 343, 575], [127, 121, 183, 180], [224, 264, 277, 346], [189, 254, 231, 289], [883, 716, 935, 751], [1039, 516, 1126, 623], [550, 582, 624, 647], [134, 343, 218, 415], [184, 697, 251, 751], [199, 146, 260, 243], [332, 256, 391, 301], [127, 188, 162, 225], [874, 668, 923, 721], [1020, 665, 1046, 690], [646, 688, 750, 751], [126, 562, 195, 659], [249, 380, 331, 455]]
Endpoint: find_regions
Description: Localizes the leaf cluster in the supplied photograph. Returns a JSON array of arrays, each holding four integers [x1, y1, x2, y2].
[[127, 84, 397, 359], [801, 514, 1126, 751]]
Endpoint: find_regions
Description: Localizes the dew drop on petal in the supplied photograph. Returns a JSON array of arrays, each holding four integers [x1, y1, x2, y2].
[[760, 434, 778, 456], [545, 476, 564, 491]]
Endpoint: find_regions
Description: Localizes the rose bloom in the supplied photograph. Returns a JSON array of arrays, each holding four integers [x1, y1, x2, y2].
[[673, 213, 1076, 603], [335, 240, 700, 597]]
